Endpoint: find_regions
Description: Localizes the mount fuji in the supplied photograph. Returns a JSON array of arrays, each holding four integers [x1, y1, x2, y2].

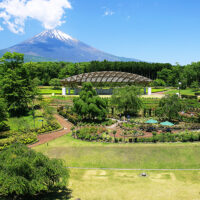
[[0, 29, 140, 62]]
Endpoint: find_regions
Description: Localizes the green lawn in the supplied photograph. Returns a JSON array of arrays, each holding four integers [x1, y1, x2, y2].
[[39, 87, 170, 95], [151, 88, 168, 93], [34, 134, 200, 169], [34, 135, 200, 200], [38, 86, 76, 95], [69, 169, 200, 200], [165, 88, 199, 96], [8, 110, 46, 131], [39, 88, 62, 95]]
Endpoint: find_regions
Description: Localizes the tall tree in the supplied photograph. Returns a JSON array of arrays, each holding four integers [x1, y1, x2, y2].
[[0, 52, 37, 117], [73, 82, 108, 121], [0, 143, 70, 200], [111, 86, 143, 116], [156, 95, 182, 121]]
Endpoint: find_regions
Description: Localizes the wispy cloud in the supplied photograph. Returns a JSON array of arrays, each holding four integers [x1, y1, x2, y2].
[[102, 7, 115, 17], [0, 25, 4, 31], [104, 10, 115, 16], [0, 0, 72, 34]]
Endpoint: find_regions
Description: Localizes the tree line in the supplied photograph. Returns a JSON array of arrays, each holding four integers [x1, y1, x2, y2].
[[23, 60, 172, 86], [22, 59, 200, 88]]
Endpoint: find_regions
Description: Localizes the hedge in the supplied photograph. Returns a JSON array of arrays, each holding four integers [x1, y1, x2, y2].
[[136, 132, 200, 143]]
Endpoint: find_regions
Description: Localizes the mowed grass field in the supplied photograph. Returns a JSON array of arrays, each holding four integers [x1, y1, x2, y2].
[[34, 134, 200, 169], [69, 169, 200, 200], [34, 135, 200, 200]]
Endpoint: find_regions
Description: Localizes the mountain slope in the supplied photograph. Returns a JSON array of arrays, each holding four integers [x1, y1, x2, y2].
[[1, 29, 140, 62]]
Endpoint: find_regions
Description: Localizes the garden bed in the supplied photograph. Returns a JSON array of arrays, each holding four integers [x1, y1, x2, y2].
[[71, 122, 200, 144]]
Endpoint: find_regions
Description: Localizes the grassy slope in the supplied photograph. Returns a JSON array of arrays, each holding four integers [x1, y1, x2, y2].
[[34, 134, 200, 169]]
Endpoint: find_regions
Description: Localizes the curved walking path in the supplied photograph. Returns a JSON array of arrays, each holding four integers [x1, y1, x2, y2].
[[29, 114, 73, 148]]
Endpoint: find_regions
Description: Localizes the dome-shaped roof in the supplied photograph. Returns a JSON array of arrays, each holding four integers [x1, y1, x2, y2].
[[61, 71, 152, 85]]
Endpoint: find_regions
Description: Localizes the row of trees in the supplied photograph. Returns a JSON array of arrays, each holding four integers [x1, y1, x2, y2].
[[23, 60, 200, 88], [22, 60, 171, 86]]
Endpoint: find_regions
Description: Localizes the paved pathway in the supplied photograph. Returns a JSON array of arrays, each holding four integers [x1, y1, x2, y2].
[[29, 114, 73, 148]]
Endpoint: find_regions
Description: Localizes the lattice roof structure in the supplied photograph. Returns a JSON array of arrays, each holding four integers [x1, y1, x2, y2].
[[61, 71, 152, 86]]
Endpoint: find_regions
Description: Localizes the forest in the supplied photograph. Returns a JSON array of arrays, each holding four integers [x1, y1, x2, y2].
[[23, 60, 200, 88]]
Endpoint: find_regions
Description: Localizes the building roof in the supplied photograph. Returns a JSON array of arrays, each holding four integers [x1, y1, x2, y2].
[[61, 71, 152, 86]]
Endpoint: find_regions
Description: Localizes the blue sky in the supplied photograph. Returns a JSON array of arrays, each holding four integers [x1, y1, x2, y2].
[[0, 0, 200, 65]]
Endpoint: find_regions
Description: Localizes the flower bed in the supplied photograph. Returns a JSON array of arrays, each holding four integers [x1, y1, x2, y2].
[[0, 121, 60, 151], [74, 127, 112, 142], [72, 126, 200, 144]]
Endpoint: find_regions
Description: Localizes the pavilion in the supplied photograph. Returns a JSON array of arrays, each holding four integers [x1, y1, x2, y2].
[[60, 71, 152, 95]]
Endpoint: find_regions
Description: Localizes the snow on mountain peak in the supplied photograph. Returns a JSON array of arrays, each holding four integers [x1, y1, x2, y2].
[[33, 29, 77, 42]]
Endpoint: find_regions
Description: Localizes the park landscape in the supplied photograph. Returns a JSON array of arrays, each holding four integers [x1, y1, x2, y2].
[[1, 1, 200, 199], [0, 52, 200, 199]]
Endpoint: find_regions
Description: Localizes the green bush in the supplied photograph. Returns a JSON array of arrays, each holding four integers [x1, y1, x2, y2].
[[17, 132, 37, 145], [36, 121, 60, 134], [0, 131, 38, 151]]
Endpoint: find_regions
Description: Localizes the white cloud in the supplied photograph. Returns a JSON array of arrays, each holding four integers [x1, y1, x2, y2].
[[103, 10, 115, 16], [0, 0, 72, 34], [0, 25, 4, 31]]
